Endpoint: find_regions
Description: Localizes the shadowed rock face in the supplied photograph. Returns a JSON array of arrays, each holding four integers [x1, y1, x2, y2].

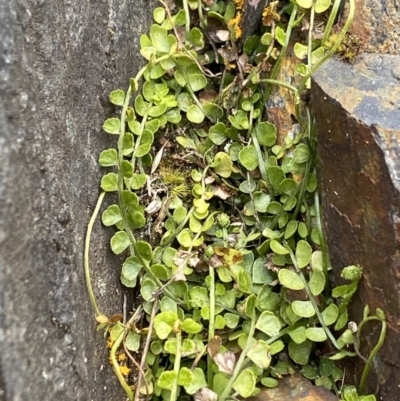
[[0, 0, 155, 400], [311, 54, 400, 399]]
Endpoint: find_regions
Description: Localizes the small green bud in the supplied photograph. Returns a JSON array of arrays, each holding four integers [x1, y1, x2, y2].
[[218, 213, 230, 228]]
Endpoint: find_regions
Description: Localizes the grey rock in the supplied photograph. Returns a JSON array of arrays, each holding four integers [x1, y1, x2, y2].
[[311, 54, 400, 399], [0, 0, 155, 400]]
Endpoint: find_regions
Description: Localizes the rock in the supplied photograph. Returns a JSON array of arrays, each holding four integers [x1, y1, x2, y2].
[[0, 0, 155, 400], [311, 54, 400, 399], [249, 374, 339, 401], [342, 0, 400, 54]]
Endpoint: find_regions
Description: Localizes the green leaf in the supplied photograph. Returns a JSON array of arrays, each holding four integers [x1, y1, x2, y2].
[[225, 313, 240, 329], [140, 278, 157, 301], [253, 192, 271, 213], [188, 27, 204, 48], [261, 32, 273, 45], [266, 201, 283, 215], [103, 118, 120, 134], [178, 367, 194, 387], [247, 340, 271, 368], [270, 240, 289, 255], [288, 325, 307, 344], [134, 130, 154, 157], [239, 180, 256, 194], [110, 231, 130, 254], [150, 24, 170, 54], [256, 285, 280, 312], [298, 222, 308, 238], [188, 73, 207, 92], [296, 240, 312, 268], [321, 304, 339, 326], [135, 241, 153, 263], [153, 7, 166, 23], [285, 220, 298, 239], [102, 205, 122, 226], [270, 340, 285, 356], [122, 256, 142, 281], [184, 368, 208, 394], [305, 327, 327, 342], [275, 26, 286, 46], [131, 173, 147, 189], [256, 311, 282, 336], [154, 312, 179, 339], [280, 178, 297, 196], [233, 369, 256, 398], [99, 149, 118, 166], [293, 143, 310, 163], [288, 339, 312, 365], [177, 228, 193, 247], [309, 269, 326, 296], [239, 146, 258, 170], [261, 377, 279, 388], [120, 275, 136, 288], [268, 166, 285, 190], [187, 104, 205, 123], [134, 95, 149, 117], [109, 89, 125, 106], [294, 42, 308, 59], [238, 270, 252, 294], [125, 331, 140, 351], [315, 0, 331, 13], [157, 371, 178, 390], [110, 322, 124, 341], [203, 103, 224, 120], [181, 318, 203, 334], [212, 152, 233, 178], [148, 102, 167, 117], [256, 121, 277, 146], [121, 160, 133, 178], [245, 294, 257, 319], [278, 269, 305, 290], [150, 264, 170, 281], [291, 300, 315, 318]]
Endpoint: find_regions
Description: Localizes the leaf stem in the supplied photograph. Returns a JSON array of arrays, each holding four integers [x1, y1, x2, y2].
[[357, 314, 387, 394], [218, 318, 257, 401], [207, 264, 216, 386], [170, 329, 182, 401], [84, 191, 106, 317], [286, 244, 341, 350]]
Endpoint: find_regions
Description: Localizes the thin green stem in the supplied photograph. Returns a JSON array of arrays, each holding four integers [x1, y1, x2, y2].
[[170, 329, 182, 401], [207, 264, 216, 386], [314, 187, 330, 285], [357, 315, 387, 394], [259, 79, 297, 93], [286, 245, 341, 350], [250, 132, 270, 191], [297, 0, 355, 97], [261, 4, 298, 107], [219, 319, 257, 401], [84, 191, 106, 317], [322, 0, 343, 45], [182, 0, 191, 38]]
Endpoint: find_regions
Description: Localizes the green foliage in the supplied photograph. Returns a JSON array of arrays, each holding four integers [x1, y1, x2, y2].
[[84, 1, 386, 401]]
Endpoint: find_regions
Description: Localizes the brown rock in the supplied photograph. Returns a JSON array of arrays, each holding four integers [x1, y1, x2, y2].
[[249, 374, 339, 401], [311, 54, 400, 399]]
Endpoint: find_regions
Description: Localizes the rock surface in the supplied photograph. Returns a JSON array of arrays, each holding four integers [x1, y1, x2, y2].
[[249, 374, 339, 401], [0, 0, 155, 400], [343, 0, 400, 54], [311, 54, 400, 399]]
